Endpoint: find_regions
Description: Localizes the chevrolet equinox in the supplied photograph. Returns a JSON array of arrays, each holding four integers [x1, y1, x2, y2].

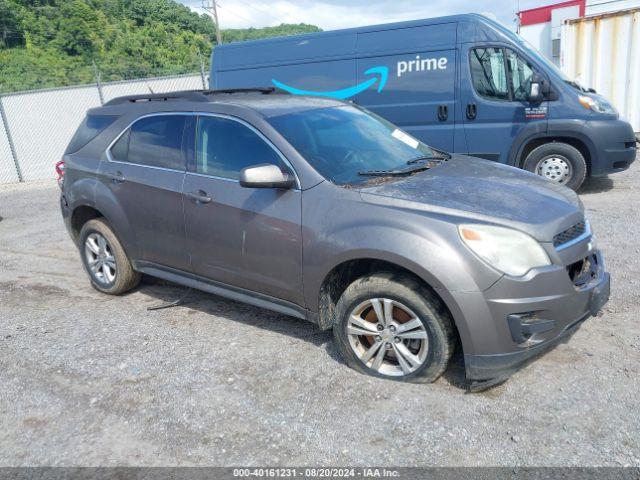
[[59, 89, 610, 385]]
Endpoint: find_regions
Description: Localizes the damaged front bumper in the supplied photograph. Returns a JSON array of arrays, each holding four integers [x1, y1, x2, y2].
[[453, 249, 610, 382]]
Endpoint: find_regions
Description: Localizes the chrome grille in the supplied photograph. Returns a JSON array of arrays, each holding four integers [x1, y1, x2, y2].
[[554, 221, 587, 249]]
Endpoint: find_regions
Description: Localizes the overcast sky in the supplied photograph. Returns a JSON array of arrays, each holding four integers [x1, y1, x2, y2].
[[178, 0, 552, 31]]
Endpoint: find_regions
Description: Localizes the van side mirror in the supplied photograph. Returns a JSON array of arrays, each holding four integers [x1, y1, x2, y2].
[[529, 72, 547, 103], [239, 164, 295, 189]]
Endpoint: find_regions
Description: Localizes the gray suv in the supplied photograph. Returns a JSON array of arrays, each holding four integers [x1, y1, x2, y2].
[[59, 89, 610, 385]]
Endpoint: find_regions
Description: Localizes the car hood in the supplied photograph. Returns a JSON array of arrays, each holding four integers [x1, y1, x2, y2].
[[358, 155, 584, 242]]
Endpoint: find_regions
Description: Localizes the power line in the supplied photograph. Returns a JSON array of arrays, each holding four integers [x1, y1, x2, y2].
[[232, 0, 282, 23], [216, 2, 255, 24]]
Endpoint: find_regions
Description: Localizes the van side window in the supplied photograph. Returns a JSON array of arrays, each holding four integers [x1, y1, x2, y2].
[[109, 115, 187, 170], [507, 50, 535, 101], [196, 116, 282, 180], [470, 48, 509, 101]]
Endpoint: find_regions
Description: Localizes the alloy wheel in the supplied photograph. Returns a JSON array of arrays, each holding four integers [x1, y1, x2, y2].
[[84, 232, 117, 285], [347, 298, 429, 376]]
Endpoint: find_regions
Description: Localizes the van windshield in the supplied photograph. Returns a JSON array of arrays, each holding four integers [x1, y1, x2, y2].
[[268, 106, 441, 185]]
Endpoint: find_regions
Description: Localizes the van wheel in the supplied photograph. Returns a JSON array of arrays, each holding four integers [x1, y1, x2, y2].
[[333, 273, 455, 383], [79, 218, 141, 295], [522, 142, 587, 190]]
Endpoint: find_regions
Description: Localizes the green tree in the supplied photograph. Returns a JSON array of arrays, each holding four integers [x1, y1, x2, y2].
[[0, 0, 322, 93], [0, 0, 25, 48], [54, 0, 107, 56]]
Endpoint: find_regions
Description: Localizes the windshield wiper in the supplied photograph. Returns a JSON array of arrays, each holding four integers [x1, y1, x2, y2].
[[358, 164, 435, 177], [406, 147, 451, 164], [564, 79, 593, 93], [406, 155, 447, 165]]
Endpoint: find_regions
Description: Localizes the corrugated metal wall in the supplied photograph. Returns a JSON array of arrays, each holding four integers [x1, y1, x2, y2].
[[586, 0, 640, 16], [561, 9, 640, 131]]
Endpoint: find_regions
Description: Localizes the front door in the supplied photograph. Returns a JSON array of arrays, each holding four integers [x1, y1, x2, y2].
[[460, 44, 548, 163], [183, 114, 304, 305], [98, 114, 189, 270]]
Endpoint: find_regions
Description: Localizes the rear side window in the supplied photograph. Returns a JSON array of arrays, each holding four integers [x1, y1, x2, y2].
[[110, 130, 129, 162], [470, 48, 509, 101], [109, 115, 187, 170], [196, 116, 282, 180], [66, 115, 117, 154]]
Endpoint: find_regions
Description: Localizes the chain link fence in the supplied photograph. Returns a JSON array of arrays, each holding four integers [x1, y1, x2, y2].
[[0, 72, 208, 184]]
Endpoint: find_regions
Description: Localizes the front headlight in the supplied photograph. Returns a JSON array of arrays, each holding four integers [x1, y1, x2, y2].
[[579, 95, 617, 115], [459, 224, 551, 277]]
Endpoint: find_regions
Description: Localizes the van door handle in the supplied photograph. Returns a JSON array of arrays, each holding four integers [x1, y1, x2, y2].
[[466, 103, 477, 120], [437, 105, 448, 122], [186, 190, 212, 204], [105, 171, 124, 183]]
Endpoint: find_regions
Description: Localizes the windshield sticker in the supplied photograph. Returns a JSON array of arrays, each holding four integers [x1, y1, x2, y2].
[[392, 129, 419, 149], [525, 106, 548, 120]]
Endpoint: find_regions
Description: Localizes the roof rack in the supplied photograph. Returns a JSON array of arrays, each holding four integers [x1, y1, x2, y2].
[[206, 87, 278, 95], [104, 91, 209, 106], [104, 87, 282, 106]]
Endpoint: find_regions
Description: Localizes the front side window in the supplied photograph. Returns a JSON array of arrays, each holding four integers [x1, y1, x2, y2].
[[196, 116, 283, 180], [268, 105, 437, 185], [109, 115, 187, 170], [470, 47, 509, 101], [507, 50, 535, 101]]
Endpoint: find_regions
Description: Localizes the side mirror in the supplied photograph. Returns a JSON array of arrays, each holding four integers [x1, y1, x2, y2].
[[239, 164, 295, 189], [529, 72, 547, 103]]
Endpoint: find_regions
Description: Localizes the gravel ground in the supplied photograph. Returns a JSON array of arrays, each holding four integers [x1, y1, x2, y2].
[[0, 158, 639, 467]]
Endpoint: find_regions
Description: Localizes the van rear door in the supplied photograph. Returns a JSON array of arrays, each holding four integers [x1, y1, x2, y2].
[[460, 44, 548, 163], [353, 23, 457, 152]]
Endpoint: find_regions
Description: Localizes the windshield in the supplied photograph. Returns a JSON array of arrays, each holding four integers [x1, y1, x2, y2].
[[520, 38, 595, 92], [517, 36, 590, 91], [268, 106, 438, 185]]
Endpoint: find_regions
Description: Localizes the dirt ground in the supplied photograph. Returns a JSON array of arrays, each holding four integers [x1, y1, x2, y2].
[[1, 158, 639, 466]]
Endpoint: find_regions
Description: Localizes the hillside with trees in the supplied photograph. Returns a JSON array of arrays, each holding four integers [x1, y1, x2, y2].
[[0, 0, 320, 93]]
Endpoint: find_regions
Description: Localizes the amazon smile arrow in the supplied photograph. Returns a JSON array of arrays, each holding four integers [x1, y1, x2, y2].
[[271, 66, 389, 100]]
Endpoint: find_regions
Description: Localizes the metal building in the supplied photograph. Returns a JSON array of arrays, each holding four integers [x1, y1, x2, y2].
[[518, 0, 640, 132], [561, 8, 640, 132]]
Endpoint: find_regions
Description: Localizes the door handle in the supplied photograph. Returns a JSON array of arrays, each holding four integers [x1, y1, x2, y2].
[[437, 104, 448, 122], [466, 103, 477, 120], [186, 190, 212, 204], [105, 171, 124, 183]]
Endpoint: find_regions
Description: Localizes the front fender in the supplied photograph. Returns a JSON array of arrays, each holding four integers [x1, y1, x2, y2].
[[307, 243, 488, 362], [510, 119, 598, 168]]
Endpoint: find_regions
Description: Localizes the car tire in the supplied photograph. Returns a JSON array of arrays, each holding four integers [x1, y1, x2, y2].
[[333, 272, 455, 383], [522, 142, 587, 191], [79, 218, 141, 295]]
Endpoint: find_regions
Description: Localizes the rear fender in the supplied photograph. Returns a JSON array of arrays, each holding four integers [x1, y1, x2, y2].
[[68, 176, 140, 260]]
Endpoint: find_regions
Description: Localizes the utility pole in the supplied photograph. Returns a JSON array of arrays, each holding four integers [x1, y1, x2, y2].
[[202, 0, 222, 45]]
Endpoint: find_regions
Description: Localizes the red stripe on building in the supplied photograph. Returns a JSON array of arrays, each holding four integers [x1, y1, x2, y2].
[[519, 0, 585, 26]]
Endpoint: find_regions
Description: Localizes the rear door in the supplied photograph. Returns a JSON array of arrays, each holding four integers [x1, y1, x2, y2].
[[99, 114, 190, 270], [354, 23, 457, 151], [460, 44, 548, 163], [182, 114, 304, 305]]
